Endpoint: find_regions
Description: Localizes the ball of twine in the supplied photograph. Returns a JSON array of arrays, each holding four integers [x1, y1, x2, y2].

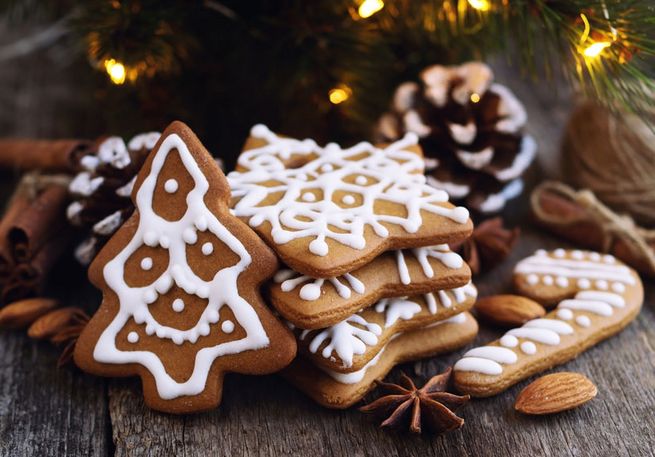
[[562, 100, 655, 228]]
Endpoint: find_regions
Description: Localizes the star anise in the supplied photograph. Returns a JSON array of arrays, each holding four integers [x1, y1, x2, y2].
[[359, 368, 469, 434], [451, 217, 519, 275], [48, 310, 90, 367]]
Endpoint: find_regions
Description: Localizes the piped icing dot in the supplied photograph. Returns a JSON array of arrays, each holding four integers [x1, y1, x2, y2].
[[578, 278, 591, 289], [526, 274, 538, 285], [159, 236, 170, 249], [321, 163, 334, 172], [341, 195, 356, 205], [590, 252, 601, 261], [556, 276, 569, 287], [296, 173, 308, 181], [554, 248, 566, 258], [143, 289, 157, 304], [535, 249, 547, 256], [300, 283, 322, 301], [543, 275, 554, 286], [355, 175, 368, 186], [222, 320, 235, 333], [576, 315, 591, 327], [612, 282, 626, 293], [164, 179, 179, 193], [521, 341, 537, 355], [140, 257, 153, 271], [596, 280, 608, 290], [127, 331, 139, 343], [201, 242, 214, 255], [556, 308, 574, 320], [172, 298, 185, 312], [301, 192, 316, 202], [500, 335, 519, 348], [603, 254, 615, 263], [571, 250, 584, 259]]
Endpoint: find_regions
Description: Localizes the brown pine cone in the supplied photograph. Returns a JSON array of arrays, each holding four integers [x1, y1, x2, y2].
[[377, 62, 536, 214], [66, 132, 160, 265]]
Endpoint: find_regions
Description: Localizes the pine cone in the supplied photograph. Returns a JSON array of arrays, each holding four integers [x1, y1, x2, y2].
[[377, 62, 536, 214], [66, 132, 160, 265]]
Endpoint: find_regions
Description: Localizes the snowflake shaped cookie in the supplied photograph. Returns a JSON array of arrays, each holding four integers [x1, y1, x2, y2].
[[228, 125, 473, 277], [74, 121, 295, 413]]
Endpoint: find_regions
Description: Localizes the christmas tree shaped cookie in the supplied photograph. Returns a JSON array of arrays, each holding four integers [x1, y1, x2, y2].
[[74, 121, 296, 413]]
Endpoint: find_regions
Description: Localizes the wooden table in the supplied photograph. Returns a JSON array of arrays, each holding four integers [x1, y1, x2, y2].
[[0, 27, 653, 455]]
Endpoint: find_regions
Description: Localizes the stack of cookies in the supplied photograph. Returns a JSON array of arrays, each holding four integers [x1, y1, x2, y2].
[[228, 125, 479, 408]]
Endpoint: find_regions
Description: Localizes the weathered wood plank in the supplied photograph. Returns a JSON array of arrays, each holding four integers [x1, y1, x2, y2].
[[106, 227, 655, 457]]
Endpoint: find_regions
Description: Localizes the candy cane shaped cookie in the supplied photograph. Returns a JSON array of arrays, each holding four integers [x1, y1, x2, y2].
[[453, 249, 643, 397]]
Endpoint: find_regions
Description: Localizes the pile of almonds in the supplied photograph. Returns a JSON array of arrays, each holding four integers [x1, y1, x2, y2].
[[0, 298, 89, 366]]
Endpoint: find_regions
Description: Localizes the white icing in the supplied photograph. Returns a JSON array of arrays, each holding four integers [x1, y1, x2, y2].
[[300, 284, 476, 370], [93, 132, 271, 400], [164, 179, 179, 193], [172, 298, 185, 313], [454, 249, 635, 376], [520, 341, 536, 354], [374, 297, 422, 327], [515, 250, 636, 287], [275, 245, 461, 301], [201, 242, 214, 256], [527, 274, 538, 285], [500, 335, 518, 348], [576, 315, 591, 327], [556, 308, 574, 320], [463, 347, 517, 364], [453, 357, 502, 375], [228, 125, 469, 257], [221, 320, 235, 333], [140, 257, 153, 271], [341, 195, 356, 205], [303, 315, 382, 368], [324, 311, 469, 384], [127, 331, 139, 343]]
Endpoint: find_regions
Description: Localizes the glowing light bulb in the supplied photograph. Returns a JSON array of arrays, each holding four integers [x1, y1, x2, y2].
[[329, 85, 352, 104], [358, 0, 384, 19], [104, 59, 126, 85], [583, 41, 612, 58], [468, 0, 490, 11], [470, 93, 481, 103]]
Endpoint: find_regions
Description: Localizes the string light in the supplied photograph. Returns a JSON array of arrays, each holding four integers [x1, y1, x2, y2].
[[357, 0, 384, 19], [578, 13, 613, 60], [583, 41, 612, 58], [467, 0, 490, 11], [103, 58, 127, 85], [470, 93, 481, 103], [329, 85, 352, 104]]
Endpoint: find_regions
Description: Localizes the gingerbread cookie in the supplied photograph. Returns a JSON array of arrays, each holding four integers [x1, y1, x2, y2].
[[284, 312, 478, 409], [294, 283, 477, 372], [272, 244, 470, 328], [74, 121, 296, 413], [227, 125, 473, 278], [453, 249, 643, 397]]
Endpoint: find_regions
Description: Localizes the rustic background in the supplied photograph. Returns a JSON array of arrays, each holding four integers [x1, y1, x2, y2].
[[0, 16, 654, 457]]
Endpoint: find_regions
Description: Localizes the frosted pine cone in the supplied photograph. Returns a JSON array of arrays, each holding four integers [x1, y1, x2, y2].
[[66, 132, 161, 265], [377, 62, 536, 213]]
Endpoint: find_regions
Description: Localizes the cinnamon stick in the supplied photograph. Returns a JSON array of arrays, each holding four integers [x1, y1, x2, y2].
[[0, 139, 90, 172], [0, 189, 31, 285]]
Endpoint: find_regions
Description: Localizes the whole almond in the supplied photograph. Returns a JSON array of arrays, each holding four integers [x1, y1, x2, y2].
[[27, 307, 87, 340], [475, 294, 545, 327], [0, 298, 59, 329], [515, 372, 598, 415]]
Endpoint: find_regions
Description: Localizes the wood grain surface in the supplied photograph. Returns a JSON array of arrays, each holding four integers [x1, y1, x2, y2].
[[0, 25, 653, 456]]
